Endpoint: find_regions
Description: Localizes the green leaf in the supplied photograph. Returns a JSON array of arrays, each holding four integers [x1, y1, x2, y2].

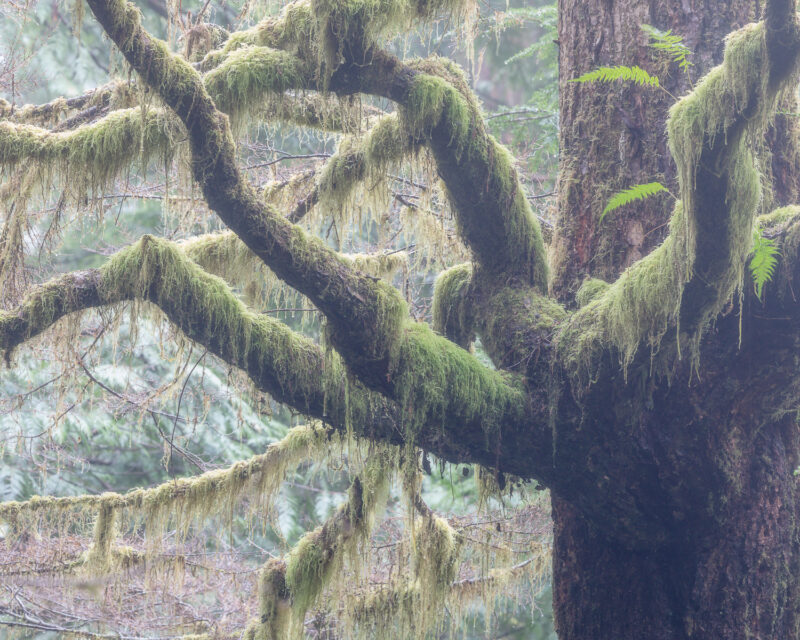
[[641, 24, 693, 70], [572, 65, 660, 88], [750, 228, 780, 301], [601, 182, 668, 221]]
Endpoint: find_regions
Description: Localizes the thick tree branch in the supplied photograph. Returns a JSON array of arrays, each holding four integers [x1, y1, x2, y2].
[[0, 237, 550, 478]]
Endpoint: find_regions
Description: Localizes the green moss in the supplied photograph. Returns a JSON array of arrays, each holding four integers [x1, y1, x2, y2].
[[390, 321, 526, 441], [402, 71, 549, 289], [432, 263, 474, 348], [204, 46, 306, 127], [343, 251, 408, 280], [576, 278, 610, 307], [0, 108, 183, 197], [758, 205, 800, 229], [404, 74, 471, 153]]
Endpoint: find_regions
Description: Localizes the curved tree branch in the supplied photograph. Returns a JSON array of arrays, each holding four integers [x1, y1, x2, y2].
[[0, 236, 551, 479]]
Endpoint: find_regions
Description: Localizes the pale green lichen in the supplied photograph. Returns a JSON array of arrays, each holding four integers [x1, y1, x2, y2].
[[0, 423, 333, 534], [284, 458, 390, 631], [316, 114, 413, 222], [244, 559, 291, 640], [0, 107, 183, 198]]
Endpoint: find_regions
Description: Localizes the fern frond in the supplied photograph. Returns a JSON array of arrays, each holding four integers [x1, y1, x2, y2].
[[641, 24, 693, 70], [750, 228, 780, 300], [601, 182, 668, 221], [572, 65, 660, 88]]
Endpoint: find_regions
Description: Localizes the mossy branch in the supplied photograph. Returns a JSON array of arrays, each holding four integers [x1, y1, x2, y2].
[[0, 423, 332, 528], [1, 236, 543, 476]]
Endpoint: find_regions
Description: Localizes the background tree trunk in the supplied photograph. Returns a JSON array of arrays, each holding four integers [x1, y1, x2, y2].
[[552, 1, 800, 637]]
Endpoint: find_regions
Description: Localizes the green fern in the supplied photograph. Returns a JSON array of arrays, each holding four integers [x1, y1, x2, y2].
[[572, 65, 660, 88], [750, 228, 780, 300], [641, 24, 693, 71], [601, 182, 668, 221]]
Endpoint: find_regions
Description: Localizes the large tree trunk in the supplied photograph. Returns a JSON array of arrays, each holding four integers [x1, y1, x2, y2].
[[552, 1, 800, 637]]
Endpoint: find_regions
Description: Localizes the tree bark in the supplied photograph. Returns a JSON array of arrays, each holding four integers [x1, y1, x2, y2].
[[552, 1, 800, 637]]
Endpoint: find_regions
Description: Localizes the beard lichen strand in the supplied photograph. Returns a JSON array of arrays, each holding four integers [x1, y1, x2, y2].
[[315, 113, 417, 225], [556, 20, 797, 384], [0, 423, 333, 523]]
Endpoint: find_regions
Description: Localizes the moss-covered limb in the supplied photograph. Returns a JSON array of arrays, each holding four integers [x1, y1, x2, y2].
[[244, 559, 291, 640], [1, 237, 545, 480], [386, 322, 549, 476], [0, 270, 104, 356], [85, 0, 418, 390], [325, 53, 550, 291], [0, 424, 330, 521], [0, 82, 124, 127], [0, 108, 184, 194], [401, 68, 548, 289], [244, 481, 378, 638]]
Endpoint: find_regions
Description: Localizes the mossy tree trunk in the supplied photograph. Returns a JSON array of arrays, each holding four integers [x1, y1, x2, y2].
[[4, 0, 800, 637], [552, 0, 756, 299], [551, 0, 800, 637]]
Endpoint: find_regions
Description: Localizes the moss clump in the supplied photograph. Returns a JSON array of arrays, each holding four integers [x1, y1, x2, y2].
[[403, 74, 471, 152], [758, 205, 800, 229], [316, 114, 413, 222], [432, 263, 474, 348], [204, 46, 306, 128], [245, 559, 291, 640], [576, 277, 610, 307]]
